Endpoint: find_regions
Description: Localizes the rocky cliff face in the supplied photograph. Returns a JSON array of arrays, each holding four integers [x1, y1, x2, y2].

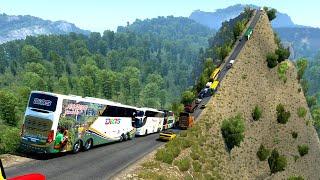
[[0, 13, 89, 44]]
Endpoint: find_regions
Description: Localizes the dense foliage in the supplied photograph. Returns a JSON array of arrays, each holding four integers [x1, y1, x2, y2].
[[257, 144, 270, 161], [298, 145, 309, 157], [263, 7, 277, 21], [221, 115, 245, 151], [268, 149, 287, 174], [252, 105, 262, 121], [276, 104, 291, 124]]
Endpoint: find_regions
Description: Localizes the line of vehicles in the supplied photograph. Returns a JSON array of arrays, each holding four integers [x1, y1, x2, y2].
[[181, 57, 236, 118], [20, 91, 179, 154], [19, 22, 251, 155]]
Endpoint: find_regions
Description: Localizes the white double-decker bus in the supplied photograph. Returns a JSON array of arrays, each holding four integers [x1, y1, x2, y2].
[[20, 91, 137, 154], [134, 108, 164, 136]]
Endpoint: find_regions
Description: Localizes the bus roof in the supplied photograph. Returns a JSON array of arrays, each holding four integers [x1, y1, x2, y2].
[[210, 68, 221, 79], [138, 107, 164, 113], [30, 91, 137, 109], [245, 28, 253, 36]]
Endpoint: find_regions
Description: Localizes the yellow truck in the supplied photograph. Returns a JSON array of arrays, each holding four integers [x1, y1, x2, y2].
[[210, 80, 220, 94], [210, 68, 221, 81]]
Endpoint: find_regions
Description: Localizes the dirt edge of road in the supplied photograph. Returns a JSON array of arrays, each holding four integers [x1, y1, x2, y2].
[[0, 154, 34, 168]]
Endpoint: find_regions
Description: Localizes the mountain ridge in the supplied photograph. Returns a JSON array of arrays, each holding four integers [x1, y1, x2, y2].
[[189, 4, 304, 29], [0, 13, 90, 44]]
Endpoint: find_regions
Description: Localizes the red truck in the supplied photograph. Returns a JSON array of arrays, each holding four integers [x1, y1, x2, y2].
[[184, 100, 197, 113], [178, 112, 194, 129]]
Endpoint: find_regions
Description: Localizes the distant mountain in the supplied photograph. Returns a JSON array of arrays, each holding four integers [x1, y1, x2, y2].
[[117, 16, 215, 47], [0, 13, 90, 44], [189, 4, 320, 59], [189, 4, 298, 29], [274, 27, 320, 58]]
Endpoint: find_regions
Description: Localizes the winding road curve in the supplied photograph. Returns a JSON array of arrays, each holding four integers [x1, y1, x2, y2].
[[5, 10, 261, 180]]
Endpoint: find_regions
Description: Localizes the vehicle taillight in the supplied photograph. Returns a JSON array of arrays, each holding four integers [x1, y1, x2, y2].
[[47, 130, 54, 143], [20, 124, 25, 136]]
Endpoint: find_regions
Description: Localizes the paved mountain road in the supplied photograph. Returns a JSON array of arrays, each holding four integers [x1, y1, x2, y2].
[[6, 133, 165, 180]]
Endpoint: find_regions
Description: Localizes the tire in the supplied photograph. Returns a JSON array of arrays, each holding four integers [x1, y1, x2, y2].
[[120, 134, 124, 142], [145, 130, 148, 136], [84, 139, 93, 151], [123, 133, 128, 141], [72, 140, 81, 154]]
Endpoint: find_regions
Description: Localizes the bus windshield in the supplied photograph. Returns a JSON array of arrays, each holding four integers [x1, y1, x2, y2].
[[28, 93, 58, 112], [133, 118, 144, 128], [136, 110, 144, 117]]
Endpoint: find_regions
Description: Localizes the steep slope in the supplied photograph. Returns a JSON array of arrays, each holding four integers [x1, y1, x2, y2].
[[0, 13, 89, 44], [124, 11, 320, 180], [214, 11, 320, 179], [189, 4, 297, 30]]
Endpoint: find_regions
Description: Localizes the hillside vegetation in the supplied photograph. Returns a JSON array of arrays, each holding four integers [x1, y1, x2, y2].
[[0, 16, 213, 154], [126, 11, 320, 179]]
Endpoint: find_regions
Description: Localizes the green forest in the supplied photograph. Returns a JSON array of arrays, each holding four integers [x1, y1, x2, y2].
[[303, 54, 320, 134], [0, 16, 214, 153]]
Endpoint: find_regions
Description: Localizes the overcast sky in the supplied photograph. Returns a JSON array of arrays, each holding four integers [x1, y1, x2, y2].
[[1, 0, 319, 32]]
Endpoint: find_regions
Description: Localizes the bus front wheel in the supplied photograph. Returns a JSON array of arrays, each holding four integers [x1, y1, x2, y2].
[[72, 140, 82, 154], [84, 139, 93, 151]]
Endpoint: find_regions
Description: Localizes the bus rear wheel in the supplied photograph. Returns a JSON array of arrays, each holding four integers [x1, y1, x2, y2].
[[120, 134, 128, 141], [72, 140, 82, 154], [84, 139, 93, 151]]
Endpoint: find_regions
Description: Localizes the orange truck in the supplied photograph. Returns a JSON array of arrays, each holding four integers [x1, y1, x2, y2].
[[178, 112, 194, 129]]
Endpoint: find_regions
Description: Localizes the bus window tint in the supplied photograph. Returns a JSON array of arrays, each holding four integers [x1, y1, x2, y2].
[[28, 93, 58, 112], [101, 106, 136, 117], [137, 110, 144, 117]]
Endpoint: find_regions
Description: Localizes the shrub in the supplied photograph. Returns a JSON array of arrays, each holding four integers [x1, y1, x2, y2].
[[276, 104, 291, 124], [190, 150, 200, 160], [221, 114, 245, 150], [297, 107, 307, 118], [265, 8, 277, 21], [138, 171, 167, 180], [266, 52, 278, 68], [257, 144, 270, 161], [174, 157, 191, 171], [0, 125, 20, 154], [276, 47, 290, 63], [288, 176, 304, 180], [155, 149, 174, 164], [252, 105, 262, 121], [141, 161, 161, 169], [165, 139, 182, 157], [180, 131, 187, 137], [180, 138, 192, 149], [181, 90, 195, 105], [298, 145, 309, 157], [278, 62, 289, 82], [192, 160, 202, 172], [268, 149, 287, 174], [0, 91, 19, 126], [291, 131, 298, 139], [296, 58, 308, 81]]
